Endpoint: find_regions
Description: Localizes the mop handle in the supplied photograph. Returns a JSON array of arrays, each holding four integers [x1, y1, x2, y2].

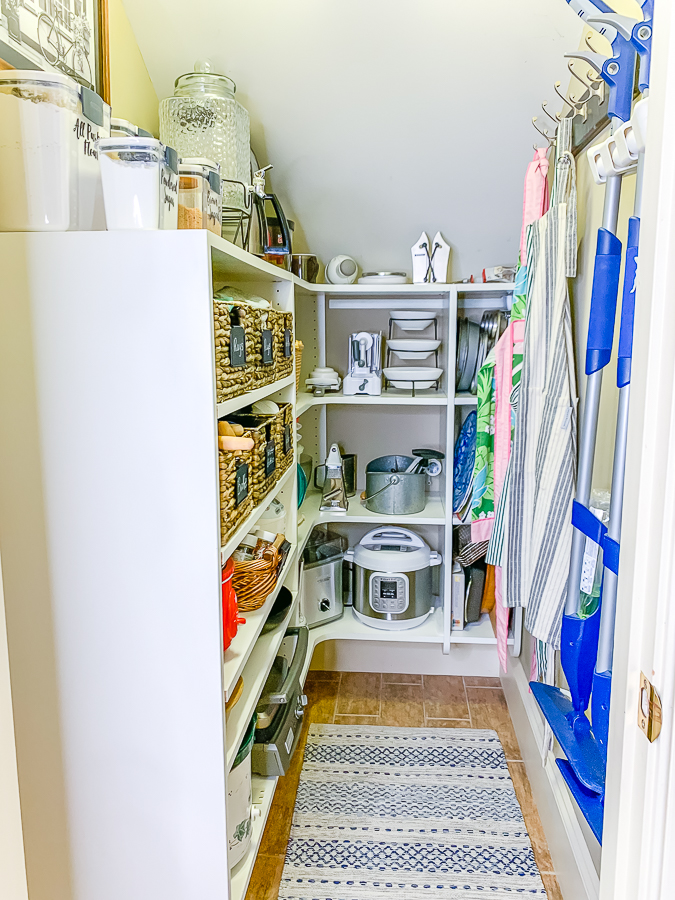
[[586, 229, 623, 375], [617, 217, 640, 390]]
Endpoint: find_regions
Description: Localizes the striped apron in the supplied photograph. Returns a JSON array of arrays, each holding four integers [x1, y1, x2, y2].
[[502, 188, 578, 647]]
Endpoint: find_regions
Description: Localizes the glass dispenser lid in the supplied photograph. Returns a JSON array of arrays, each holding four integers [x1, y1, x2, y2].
[[173, 60, 236, 99]]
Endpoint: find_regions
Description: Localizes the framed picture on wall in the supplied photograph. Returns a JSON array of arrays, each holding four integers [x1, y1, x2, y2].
[[0, 0, 110, 102]]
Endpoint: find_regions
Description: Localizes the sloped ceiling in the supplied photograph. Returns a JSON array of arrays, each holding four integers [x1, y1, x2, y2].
[[122, 0, 585, 279]]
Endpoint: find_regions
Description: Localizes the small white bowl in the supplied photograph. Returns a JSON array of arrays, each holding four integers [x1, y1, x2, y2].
[[390, 311, 437, 332], [387, 338, 441, 360], [383, 366, 443, 390]]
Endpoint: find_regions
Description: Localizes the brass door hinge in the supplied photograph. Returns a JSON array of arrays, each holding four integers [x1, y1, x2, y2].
[[638, 673, 662, 742]]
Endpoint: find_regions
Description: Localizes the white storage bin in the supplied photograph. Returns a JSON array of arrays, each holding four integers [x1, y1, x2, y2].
[[0, 71, 80, 232], [77, 87, 111, 231], [96, 137, 179, 230]]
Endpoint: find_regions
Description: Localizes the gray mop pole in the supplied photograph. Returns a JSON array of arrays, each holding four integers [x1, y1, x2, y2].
[[565, 160, 623, 616], [596, 155, 644, 671]]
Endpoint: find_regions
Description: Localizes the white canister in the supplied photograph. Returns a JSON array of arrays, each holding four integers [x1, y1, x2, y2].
[[96, 138, 179, 230], [77, 87, 111, 231], [228, 715, 258, 868], [0, 71, 80, 231]]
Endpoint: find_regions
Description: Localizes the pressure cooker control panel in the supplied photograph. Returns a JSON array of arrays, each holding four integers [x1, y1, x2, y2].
[[369, 572, 409, 614]]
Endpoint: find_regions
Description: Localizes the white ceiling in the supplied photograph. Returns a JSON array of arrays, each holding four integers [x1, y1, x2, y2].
[[122, 0, 584, 279]]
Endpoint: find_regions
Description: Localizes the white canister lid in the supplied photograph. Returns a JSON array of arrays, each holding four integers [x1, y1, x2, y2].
[[180, 157, 221, 173], [111, 117, 138, 136], [0, 69, 78, 89]]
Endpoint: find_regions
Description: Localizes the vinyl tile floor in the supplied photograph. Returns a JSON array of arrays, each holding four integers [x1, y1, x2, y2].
[[244, 672, 563, 900]]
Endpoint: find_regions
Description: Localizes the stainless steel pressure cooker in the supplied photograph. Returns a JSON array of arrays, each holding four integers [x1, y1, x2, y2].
[[344, 528, 442, 630]]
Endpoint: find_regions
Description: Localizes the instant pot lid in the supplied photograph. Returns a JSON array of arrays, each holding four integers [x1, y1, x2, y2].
[[353, 527, 431, 572]]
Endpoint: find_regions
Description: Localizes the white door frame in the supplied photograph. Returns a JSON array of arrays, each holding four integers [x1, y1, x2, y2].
[[600, 3, 675, 896]]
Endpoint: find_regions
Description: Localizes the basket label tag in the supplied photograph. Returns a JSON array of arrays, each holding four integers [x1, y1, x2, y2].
[[265, 440, 276, 477], [235, 463, 249, 506], [284, 423, 292, 455], [284, 328, 292, 357], [229, 326, 247, 367], [262, 329, 274, 365]]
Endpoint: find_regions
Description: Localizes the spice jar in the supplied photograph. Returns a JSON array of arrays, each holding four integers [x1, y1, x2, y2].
[[96, 137, 179, 230], [178, 158, 222, 234], [159, 61, 250, 214]]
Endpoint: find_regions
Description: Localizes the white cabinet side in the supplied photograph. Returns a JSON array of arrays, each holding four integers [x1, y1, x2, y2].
[[0, 232, 228, 900]]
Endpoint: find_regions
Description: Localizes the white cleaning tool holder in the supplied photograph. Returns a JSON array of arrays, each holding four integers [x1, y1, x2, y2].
[[587, 97, 649, 185]]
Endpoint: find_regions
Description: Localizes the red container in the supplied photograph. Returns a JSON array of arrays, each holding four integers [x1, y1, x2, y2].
[[222, 557, 245, 651]]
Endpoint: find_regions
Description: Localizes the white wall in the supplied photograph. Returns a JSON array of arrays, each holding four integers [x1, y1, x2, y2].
[[0, 568, 28, 900], [121, 0, 583, 278]]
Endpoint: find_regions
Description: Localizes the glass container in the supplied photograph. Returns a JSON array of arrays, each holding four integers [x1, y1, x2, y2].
[[178, 157, 222, 234], [159, 61, 250, 213]]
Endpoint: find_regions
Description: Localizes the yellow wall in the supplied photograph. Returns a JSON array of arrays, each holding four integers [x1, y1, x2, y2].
[[108, 0, 159, 136]]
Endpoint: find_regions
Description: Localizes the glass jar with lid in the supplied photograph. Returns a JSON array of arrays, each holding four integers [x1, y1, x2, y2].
[[178, 158, 222, 235], [159, 61, 250, 214]]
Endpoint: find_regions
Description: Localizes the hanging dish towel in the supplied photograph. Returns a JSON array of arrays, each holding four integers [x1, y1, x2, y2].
[[503, 200, 578, 646], [519, 148, 550, 265]]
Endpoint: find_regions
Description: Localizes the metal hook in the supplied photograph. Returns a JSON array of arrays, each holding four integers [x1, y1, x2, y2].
[[554, 81, 584, 116], [532, 116, 556, 147], [584, 30, 604, 54], [541, 101, 561, 127], [567, 61, 593, 102]]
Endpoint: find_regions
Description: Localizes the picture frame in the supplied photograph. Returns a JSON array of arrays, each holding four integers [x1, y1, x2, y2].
[[0, 0, 110, 102]]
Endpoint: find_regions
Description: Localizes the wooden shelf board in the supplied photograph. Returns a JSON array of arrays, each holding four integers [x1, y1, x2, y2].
[[217, 375, 295, 418], [229, 775, 279, 900]]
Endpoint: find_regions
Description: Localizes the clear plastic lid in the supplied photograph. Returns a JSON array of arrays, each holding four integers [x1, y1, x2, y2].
[[0, 69, 79, 90], [111, 118, 138, 136], [173, 61, 236, 99]]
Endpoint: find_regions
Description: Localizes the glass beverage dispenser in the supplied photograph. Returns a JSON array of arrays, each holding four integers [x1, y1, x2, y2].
[[159, 61, 250, 216]]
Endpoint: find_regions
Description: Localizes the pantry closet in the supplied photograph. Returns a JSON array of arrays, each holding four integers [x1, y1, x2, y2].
[[1, 2, 674, 900]]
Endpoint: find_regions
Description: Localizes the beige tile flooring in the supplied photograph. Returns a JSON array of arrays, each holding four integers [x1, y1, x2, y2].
[[245, 672, 563, 900]]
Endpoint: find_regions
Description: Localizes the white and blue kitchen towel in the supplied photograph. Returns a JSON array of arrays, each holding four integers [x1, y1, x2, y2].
[[279, 724, 547, 898]]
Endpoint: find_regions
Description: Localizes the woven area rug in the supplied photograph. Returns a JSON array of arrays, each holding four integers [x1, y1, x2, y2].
[[279, 724, 547, 899]]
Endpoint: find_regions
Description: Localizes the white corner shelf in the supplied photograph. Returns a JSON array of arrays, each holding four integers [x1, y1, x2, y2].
[[299, 489, 446, 527], [308, 606, 444, 652], [209, 232, 293, 286], [217, 374, 295, 418], [454, 393, 478, 405], [450, 612, 514, 645], [225, 588, 300, 771], [229, 774, 279, 900], [296, 389, 448, 416], [220, 463, 296, 565], [222, 550, 297, 700]]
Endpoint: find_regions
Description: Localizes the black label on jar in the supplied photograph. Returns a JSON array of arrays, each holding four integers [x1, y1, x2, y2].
[[230, 326, 247, 367], [284, 424, 292, 455], [235, 463, 249, 507], [261, 329, 274, 365], [265, 440, 276, 477], [284, 329, 292, 358]]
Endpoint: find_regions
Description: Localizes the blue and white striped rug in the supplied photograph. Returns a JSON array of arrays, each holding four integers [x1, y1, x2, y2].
[[279, 724, 547, 898]]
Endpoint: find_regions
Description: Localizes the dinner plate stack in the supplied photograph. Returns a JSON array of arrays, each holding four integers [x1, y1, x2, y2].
[[384, 311, 443, 393]]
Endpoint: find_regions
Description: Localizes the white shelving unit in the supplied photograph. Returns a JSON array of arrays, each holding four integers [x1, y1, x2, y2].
[[0, 229, 519, 895]]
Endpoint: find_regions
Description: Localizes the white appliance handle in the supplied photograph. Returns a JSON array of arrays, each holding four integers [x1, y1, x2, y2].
[[360, 527, 425, 550], [429, 552, 443, 567]]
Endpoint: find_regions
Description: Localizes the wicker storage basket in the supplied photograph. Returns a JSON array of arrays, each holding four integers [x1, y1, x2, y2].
[[233, 534, 285, 612], [213, 303, 262, 404], [274, 311, 294, 381], [295, 340, 304, 392], [219, 446, 254, 545], [276, 402, 294, 476], [227, 414, 278, 502]]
